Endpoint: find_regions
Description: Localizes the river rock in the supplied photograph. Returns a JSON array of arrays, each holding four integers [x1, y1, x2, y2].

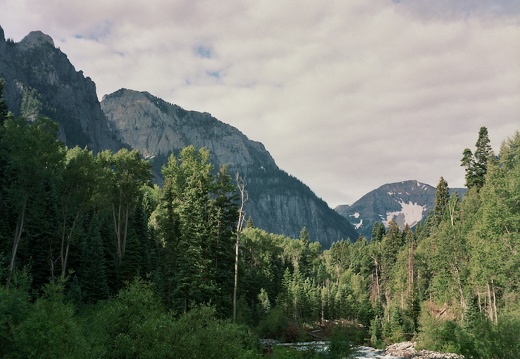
[[385, 342, 464, 359]]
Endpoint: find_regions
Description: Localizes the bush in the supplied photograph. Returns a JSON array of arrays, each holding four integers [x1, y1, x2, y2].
[[9, 283, 90, 359], [0, 281, 31, 357], [86, 279, 259, 358], [171, 306, 259, 358], [256, 306, 290, 339], [416, 308, 520, 359], [327, 325, 355, 359]]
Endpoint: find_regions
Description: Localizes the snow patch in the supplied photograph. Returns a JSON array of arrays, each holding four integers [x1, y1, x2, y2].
[[382, 201, 425, 229], [355, 219, 363, 230]]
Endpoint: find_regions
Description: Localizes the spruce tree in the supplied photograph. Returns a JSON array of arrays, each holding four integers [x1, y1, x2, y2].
[[461, 127, 492, 190], [432, 177, 450, 226]]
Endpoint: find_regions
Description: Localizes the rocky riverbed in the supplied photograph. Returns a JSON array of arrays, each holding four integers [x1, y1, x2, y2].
[[264, 340, 464, 358], [383, 342, 463, 359]]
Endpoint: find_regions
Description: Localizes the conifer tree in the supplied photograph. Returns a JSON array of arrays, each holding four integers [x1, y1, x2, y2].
[[432, 177, 450, 226], [461, 127, 492, 190], [2, 116, 65, 286], [371, 222, 385, 242], [80, 213, 109, 302]]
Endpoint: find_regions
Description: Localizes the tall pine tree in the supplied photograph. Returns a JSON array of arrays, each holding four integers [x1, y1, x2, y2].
[[461, 127, 492, 190]]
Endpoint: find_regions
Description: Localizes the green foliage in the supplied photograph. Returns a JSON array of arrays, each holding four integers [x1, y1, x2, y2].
[[170, 306, 258, 359], [327, 325, 356, 358], [0, 269, 31, 357], [256, 305, 291, 340], [9, 283, 89, 359], [461, 126, 492, 190], [0, 110, 518, 359]]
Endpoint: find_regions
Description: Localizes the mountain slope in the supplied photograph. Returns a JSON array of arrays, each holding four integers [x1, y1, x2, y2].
[[335, 180, 466, 239], [0, 27, 358, 248], [101, 89, 358, 248], [335, 180, 435, 239], [0, 26, 121, 152]]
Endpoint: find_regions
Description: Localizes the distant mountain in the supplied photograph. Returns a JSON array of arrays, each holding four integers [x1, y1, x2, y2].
[[335, 180, 466, 239], [0, 26, 121, 152], [101, 89, 359, 248]]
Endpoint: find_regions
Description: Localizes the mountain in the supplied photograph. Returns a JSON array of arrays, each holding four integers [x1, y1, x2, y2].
[[0, 26, 121, 152], [101, 89, 359, 248], [335, 180, 466, 239], [0, 27, 358, 248]]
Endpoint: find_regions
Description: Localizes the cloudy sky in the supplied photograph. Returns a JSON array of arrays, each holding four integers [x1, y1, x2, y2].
[[1, 0, 519, 207]]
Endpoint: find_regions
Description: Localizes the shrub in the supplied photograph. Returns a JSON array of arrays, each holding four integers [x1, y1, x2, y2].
[[10, 283, 90, 359]]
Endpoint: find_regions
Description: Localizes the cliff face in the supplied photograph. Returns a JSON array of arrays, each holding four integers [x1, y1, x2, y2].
[[101, 89, 275, 174], [0, 27, 121, 152], [101, 89, 359, 247]]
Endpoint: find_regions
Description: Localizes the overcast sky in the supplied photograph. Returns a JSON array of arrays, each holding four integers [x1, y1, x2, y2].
[[1, 0, 519, 207]]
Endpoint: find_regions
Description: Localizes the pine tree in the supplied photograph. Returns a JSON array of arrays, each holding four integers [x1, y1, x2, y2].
[[79, 212, 109, 302], [371, 222, 386, 242], [432, 177, 450, 226], [461, 127, 492, 190], [2, 116, 65, 286]]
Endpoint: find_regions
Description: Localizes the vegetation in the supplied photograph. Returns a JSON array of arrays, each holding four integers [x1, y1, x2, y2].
[[0, 83, 518, 358]]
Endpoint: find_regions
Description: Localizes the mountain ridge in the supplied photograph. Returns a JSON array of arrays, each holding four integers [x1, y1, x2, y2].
[[101, 88, 359, 247], [335, 180, 466, 239], [0, 27, 359, 248], [0, 26, 122, 152]]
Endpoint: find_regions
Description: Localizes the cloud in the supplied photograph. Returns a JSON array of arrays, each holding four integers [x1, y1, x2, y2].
[[1, 0, 519, 207]]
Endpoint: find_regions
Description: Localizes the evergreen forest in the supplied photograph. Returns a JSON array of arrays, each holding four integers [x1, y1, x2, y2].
[[0, 81, 519, 358]]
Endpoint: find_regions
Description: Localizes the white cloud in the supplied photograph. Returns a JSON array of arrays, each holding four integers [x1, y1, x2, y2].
[[1, 0, 519, 207]]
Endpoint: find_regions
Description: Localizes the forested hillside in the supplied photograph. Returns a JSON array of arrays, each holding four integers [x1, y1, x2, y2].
[[0, 79, 519, 359]]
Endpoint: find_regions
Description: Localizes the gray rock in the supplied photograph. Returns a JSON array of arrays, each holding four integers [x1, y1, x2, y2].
[[0, 29, 121, 152]]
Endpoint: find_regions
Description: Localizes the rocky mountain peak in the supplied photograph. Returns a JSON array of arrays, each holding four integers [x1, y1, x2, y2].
[[335, 180, 436, 239], [101, 88, 277, 174], [0, 29, 122, 152], [19, 31, 55, 49], [335, 180, 466, 239]]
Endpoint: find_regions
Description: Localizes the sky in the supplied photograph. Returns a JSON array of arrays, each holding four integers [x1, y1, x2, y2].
[[0, 0, 519, 208]]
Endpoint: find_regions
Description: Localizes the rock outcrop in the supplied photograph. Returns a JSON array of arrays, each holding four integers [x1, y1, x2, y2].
[[385, 342, 464, 359], [0, 26, 121, 152]]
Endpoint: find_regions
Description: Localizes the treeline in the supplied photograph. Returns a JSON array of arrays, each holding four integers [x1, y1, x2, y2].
[[1, 79, 519, 358]]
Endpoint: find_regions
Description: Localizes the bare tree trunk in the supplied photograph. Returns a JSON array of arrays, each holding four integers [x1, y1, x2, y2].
[[233, 174, 247, 323], [113, 190, 123, 263], [7, 195, 28, 288], [407, 239, 415, 312], [487, 282, 493, 322], [61, 211, 80, 278], [373, 257, 381, 301], [452, 264, 466, 313], [122, 202, 130, 260], [492, 280, 498, 323]]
